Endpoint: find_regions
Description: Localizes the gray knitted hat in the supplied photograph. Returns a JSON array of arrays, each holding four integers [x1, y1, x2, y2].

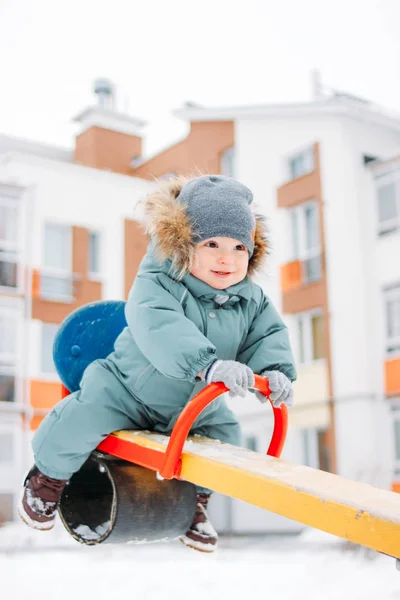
[[141, 174, 268, 278], [177, 175, 256, 255]]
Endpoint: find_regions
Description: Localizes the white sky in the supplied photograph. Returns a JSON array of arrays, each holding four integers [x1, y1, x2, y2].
[[0, 0, 399, 156]]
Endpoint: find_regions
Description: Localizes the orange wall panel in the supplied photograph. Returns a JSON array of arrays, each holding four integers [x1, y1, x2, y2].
[[30, 379, 62, 409], [277, 170, 321, 208], [30, 379, 63, 431], [74, 126, 142, 175], [280, 260, 302, 292], [385, 358, 400, 396], [30, 415, 45, 431], [124, 219, 149, 299], [133, 121, 234, 180]]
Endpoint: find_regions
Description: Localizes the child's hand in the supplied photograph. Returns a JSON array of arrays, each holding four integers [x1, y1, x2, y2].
[[201, 360, 255, 398], [256, 371, 293, 407]]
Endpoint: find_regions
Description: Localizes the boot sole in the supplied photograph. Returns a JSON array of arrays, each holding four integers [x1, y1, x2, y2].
[[17, 490, 55, 531], [179, 535, 217, 553]]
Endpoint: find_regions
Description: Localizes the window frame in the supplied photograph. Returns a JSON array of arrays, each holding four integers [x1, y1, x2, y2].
[[375, 168, 400, 236], [40, 322, 59, 379], [295, 308, 325, 366], [0, 492, 15, 523], [290, 199, 322, 284], [301, 428, 319, 469], [384, 284, 400, 357], [41, 222, 74, 302], [0, 299, 23, 404], [0, 430, 14, 463], [286, 146, 315, 182], [391, 406, 400, 477], [88, 230, 102, 280], [220, 146, 235, 178], [0, 187, 24, 294]]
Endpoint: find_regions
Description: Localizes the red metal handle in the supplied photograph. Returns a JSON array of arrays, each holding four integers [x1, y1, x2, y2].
[[160, 374, 288, 479], [65, 376, 288, 481]]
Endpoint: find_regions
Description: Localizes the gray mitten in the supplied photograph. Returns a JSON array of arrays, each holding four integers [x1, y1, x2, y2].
[[255, 370, 293, 407], [201, 360, 255, 398]]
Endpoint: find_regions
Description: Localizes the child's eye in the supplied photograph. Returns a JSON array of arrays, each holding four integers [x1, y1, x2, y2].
[[235, 244, 246, 251], [206, 241, 218, 248]]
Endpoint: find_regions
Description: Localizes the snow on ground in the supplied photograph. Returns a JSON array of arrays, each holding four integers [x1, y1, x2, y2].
[[1, 520, 399, 600]]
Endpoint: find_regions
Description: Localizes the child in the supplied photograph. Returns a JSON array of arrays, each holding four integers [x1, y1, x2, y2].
[[19, 174, 296, 553]]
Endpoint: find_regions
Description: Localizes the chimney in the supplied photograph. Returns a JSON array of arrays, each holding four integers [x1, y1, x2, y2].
[[73, 79, 145, 175]]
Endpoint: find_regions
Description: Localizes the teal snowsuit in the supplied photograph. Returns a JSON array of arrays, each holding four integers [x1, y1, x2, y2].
[[32, 247, 296, 486]]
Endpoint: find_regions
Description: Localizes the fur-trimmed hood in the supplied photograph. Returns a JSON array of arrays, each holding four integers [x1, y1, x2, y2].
[[139, 175, 269, 279]]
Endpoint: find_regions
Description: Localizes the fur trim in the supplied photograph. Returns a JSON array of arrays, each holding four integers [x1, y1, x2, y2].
[[140, 175, 269, 279], [248, 214, 269, 277]]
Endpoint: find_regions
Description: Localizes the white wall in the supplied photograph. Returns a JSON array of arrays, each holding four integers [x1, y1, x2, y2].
[[236, 114, 400, 487], [320, 118, 400, 485], [0, 153, 153, 301], [0, 153, 153, 512]]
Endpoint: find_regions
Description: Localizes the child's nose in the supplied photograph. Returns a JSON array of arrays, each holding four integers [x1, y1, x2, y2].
[[217, 254, 234, 265]]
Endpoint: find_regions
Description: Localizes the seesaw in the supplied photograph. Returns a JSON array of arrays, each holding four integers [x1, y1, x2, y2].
[[50, 301, 400, 564]]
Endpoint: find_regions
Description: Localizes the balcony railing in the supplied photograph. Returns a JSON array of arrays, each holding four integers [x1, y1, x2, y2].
[[281, 254, 323, 292], [32, 269, 81, 303]]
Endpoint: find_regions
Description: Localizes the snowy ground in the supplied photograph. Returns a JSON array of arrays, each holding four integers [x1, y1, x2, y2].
[[1, 520, 399, 600]]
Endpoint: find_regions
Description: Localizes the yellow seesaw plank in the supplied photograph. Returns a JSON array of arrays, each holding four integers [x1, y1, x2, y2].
[[112, 430, 400, 558]]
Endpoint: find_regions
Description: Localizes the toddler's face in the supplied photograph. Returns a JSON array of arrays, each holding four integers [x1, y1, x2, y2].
[[190, 237, 249, 289]]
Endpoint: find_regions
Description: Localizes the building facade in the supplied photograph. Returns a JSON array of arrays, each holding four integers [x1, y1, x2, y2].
[[0, 109, 152, 522], [1, 91, 400, 533], [131, 94, 400, 530]]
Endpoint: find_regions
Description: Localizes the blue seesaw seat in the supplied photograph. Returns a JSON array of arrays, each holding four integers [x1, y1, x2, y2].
[[53, 300, 127, 393]]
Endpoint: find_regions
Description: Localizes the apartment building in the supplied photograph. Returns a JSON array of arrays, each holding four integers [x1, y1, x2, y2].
[[368, 156, 400, 490], [1, 85, 400, 533], [0, 105, 153, 523], [132, 94, 400, 503]]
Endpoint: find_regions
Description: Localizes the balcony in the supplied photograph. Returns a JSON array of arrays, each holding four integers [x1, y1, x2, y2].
[[277, 169, 321, 209], [32, 269, 80, 303], [280, 255, 325, 314], [385, 357, 400, 396], [31, 268, 102, 323]]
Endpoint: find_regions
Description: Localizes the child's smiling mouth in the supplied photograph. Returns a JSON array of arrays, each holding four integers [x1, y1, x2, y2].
[[211, 270, 233, 278]]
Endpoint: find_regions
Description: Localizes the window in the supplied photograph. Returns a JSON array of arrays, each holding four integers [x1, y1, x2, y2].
[[0, 432, 13, 463], [395, 419, 400, 463], [0, 310, 17, 364], [302, 429, 319, 468], [0, 493, 14, 523], [41, 323, 59, 374], [297, 310, 325, 364], [393, 410, 400, 478], [44, 223, 71, 271], [0, 191, 21, 290], [89, 231, 101, 276], [0, 375, 14, 403], [290, 201, 322, 283], [375, 168, 400, 235], [385, 286, 400, 355], [220, 147, 235, 178], [0, 305, 18, 403], [42, 223, 73, 300], [287, 147, 314, 181]]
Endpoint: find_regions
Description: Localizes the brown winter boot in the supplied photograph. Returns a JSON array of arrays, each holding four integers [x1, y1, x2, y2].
[[180, 493, 218, 553], [18, 466, 68, 530]]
